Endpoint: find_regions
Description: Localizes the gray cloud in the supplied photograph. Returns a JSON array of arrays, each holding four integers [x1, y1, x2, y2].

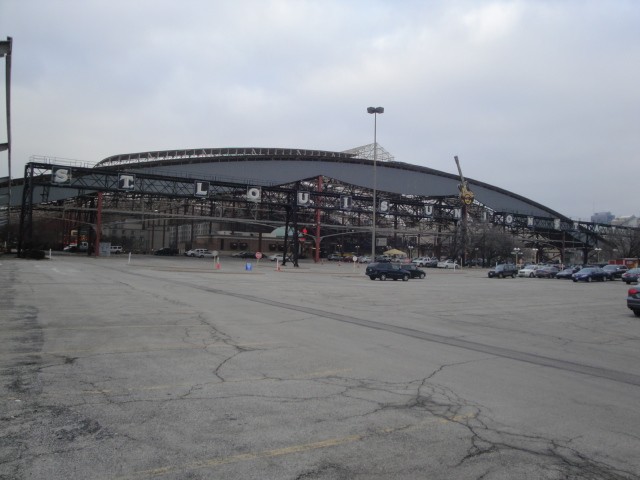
[[1, 0, 638, 220]]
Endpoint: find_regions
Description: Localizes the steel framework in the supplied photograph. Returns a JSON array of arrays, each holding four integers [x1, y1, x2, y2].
[[16, 160, 640, 264]]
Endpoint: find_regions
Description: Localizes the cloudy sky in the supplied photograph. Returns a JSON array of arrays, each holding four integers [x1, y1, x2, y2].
[[1, 0, 639, 221]]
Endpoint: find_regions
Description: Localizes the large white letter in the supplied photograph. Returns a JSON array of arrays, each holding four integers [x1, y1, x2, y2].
[[119, 174, 136, 190], [51, 167, 71, 184], [247, 187, 261, 202], [297, 192, 310, 206], [194, 181, 209, 197]]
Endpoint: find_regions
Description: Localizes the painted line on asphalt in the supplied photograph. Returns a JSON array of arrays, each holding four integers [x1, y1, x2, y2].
[[115, 413, 473, 479]]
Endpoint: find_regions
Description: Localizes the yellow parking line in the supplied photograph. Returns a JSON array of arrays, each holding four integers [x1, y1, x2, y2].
[[116, 414, 473, 479]]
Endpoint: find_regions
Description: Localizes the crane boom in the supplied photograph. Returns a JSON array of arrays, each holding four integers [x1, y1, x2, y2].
[[453, 155, 474, 205], [454, 155, 465, 184]]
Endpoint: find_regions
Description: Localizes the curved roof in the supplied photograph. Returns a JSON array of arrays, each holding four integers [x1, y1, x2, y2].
[[98, 146, 568, 220]]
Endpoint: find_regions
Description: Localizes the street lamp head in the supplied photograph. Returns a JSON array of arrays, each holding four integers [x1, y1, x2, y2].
[[367, 107, 384, 114]]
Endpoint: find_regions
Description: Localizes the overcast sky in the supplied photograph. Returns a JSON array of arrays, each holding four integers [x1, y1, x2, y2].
[[1, 0, 639, 221]]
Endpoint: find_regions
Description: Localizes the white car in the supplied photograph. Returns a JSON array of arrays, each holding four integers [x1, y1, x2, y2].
[[269, 253, 291, 262], [186, 248, 214, 258], [437, 260, 458, 269], [518, 265, 540, 277], [411, 257, 431, 267], [358, 255, 372, 264]]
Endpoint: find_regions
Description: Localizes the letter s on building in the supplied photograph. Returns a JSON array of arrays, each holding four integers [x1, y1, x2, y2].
[[52, 168, 71, 184]]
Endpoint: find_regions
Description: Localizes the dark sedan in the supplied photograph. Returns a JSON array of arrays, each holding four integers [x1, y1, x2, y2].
[[603, 264, 628, 280], [535, 266, 560, 278], [154, 247, 179, 256], [399, 264, 426, 279], [556, 266, 581, 279], [365, 262, 409, 281], [627, 286, 640, 317], [231, 251, 256, 258], [621, 268, 640, 284], [572, 267, 608, 282]]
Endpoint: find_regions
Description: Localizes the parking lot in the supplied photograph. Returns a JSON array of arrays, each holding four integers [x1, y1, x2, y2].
[[2, 254, 640, 479]]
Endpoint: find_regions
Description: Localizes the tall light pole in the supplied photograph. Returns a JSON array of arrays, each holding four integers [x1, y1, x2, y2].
[[367, 106, 383, 259], [1, 37, 12, 249]]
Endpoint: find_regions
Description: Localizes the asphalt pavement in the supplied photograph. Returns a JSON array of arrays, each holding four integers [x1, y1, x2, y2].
[[2, 253, 639, 479]]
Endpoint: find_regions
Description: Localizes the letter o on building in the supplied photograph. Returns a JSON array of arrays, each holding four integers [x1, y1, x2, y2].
[[247, 187, 261, 202]]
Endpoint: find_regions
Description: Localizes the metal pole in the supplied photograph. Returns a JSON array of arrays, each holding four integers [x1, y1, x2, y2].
[[96, 192, 102, 256], [372, 113, 377, 259], [315, 175, 322, 262], [367, 106, 384, 259], [1, 38, 13, 249]]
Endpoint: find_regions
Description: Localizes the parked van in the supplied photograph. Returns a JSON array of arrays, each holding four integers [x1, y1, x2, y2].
[[110, 245, 123, 254]]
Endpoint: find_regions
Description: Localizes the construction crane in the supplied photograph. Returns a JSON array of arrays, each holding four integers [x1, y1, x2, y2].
[[454, 156, 473, 268], [454, 155, 474, 205]]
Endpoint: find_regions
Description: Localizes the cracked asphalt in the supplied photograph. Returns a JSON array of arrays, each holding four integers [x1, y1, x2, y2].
[[1, 254, 639, 479]]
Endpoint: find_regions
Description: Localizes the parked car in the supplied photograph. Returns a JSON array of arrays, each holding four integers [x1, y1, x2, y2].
[[535, 266, 560, 278], [627, 286, 640, 317], [365, 262, 410, 281], [411, 257, 431, 267], [487, 263, 517, 278], [185, 248, 211, 257], [399, 264, 426, 279], [621, 268, 640, 284], [327, 253, 344, 261], [109, 245, 123, 254], [572, 267, 608, 282], [154, 247, 179, 256], [231, 251, 256, 258], [518, 265, 540, 278], [269, 253, 291, 262], [464, 258, 484, 267], [63, 242, 88, 252], [358, 255, 372, 264], [437, 259, 458, 269], [556, 266, 581, 280], [423, 258, 439, 268], [602, 264, 628, 280]]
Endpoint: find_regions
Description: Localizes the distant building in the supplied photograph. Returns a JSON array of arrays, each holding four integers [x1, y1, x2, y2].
[[591, 211, 614, 224], [612, 215, 639, 228]]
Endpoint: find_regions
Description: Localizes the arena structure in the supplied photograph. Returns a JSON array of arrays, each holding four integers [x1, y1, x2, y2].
[[4, 145, 638, 264]]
